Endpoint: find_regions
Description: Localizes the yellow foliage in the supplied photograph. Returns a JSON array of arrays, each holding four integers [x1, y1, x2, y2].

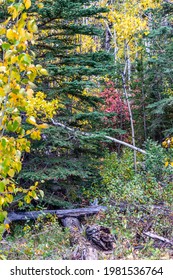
[[0, 0, 57, 230], [76, 34, 101, 53], [24, 0, 31, 10], [26, 91, 59, 120], [162, 137, 173, 149], [99, 0, 161, 60]]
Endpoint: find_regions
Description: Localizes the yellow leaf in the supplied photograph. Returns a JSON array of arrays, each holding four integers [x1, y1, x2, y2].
[[15, 162, 22, 173], [24, 0, 31, 10], [31, 190, 38, 200], [40, 68, 48, 75], [0, 196, 5, 205], [8, 6, 18, 20], [26, 129, 31, 135], [38, 123, 49, 129], [165, 161, 169, 167], [6, 29, 17, 41], [170, 162, 173, 167], [6, 194, 13, 203], [8, 169, 15, 177], [24, 195, 31, 204], [37, 3, 44, 9], [26, 116, 36, 125], [30, 130, 41, 140], [27, 20, 38, 33], [5, 224, 10, 230]]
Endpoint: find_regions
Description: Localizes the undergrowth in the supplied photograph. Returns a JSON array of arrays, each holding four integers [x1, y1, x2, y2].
[[0, 214, 72, 260], [1, 141, 173, 260]]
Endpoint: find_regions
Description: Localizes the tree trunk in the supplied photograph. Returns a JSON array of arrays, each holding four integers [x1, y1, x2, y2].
[[61, 217, 98, 260]]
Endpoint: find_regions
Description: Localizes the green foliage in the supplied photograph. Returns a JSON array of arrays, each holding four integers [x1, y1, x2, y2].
[[144, 139, 172, 180], [139, 2, 173, 141], [0, 215, 71, 260], [0, 0, 57, 236], [17, 0, 113, 206], [86, 205, 173, 260], [100, 142, 173, 205]]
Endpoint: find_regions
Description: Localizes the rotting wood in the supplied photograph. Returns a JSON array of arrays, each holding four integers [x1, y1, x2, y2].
[[86, 225, 116, 251]]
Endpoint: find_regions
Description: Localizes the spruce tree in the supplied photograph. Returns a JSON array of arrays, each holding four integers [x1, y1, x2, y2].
[[130, 1, 173, 143], [18, 0, 113, 207], [143, 1, 173, 141]]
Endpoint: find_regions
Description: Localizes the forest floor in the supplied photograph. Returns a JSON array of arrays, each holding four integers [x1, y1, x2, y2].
[[1, 202, 173, 260]]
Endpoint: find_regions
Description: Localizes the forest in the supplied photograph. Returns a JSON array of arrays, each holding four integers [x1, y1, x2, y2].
[[0, 0, 173, 260]]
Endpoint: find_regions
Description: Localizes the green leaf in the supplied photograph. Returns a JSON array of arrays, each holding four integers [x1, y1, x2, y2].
[[0, 224, 6, 239], [1, 138, 7, 148], [12, 120, 20, 131], [0, 211, 7, 223], [18, 201, 23, 207], [0, 181, 5, 192], [2, 43, 11, 51]]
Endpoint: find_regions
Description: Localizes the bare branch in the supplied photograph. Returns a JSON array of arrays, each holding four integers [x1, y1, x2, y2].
[[50, 118, 146, 154], [143, 231, 173, 246]]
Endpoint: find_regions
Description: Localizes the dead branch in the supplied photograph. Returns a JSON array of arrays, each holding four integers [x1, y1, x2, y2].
[[143, 231, 173, 246], [51, 118, 146, 154]]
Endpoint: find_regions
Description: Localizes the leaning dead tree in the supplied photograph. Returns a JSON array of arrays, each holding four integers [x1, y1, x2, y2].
[[51, 119, 146, 154]]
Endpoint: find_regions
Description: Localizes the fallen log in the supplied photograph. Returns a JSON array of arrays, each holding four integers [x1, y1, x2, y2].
[[61, 218, 115, 260], [4, 206, 107, 225], [3, 206, 115, 259], [61, 217, 98, 260], [5, 202, 173, 226]]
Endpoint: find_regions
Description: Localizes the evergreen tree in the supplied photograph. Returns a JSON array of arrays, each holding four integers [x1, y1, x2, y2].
[[133, 1, 173, 142], [18, 0, 113, 207]]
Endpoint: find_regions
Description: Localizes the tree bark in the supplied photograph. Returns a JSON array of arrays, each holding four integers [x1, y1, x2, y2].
[[122, 57, 137, 170]]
